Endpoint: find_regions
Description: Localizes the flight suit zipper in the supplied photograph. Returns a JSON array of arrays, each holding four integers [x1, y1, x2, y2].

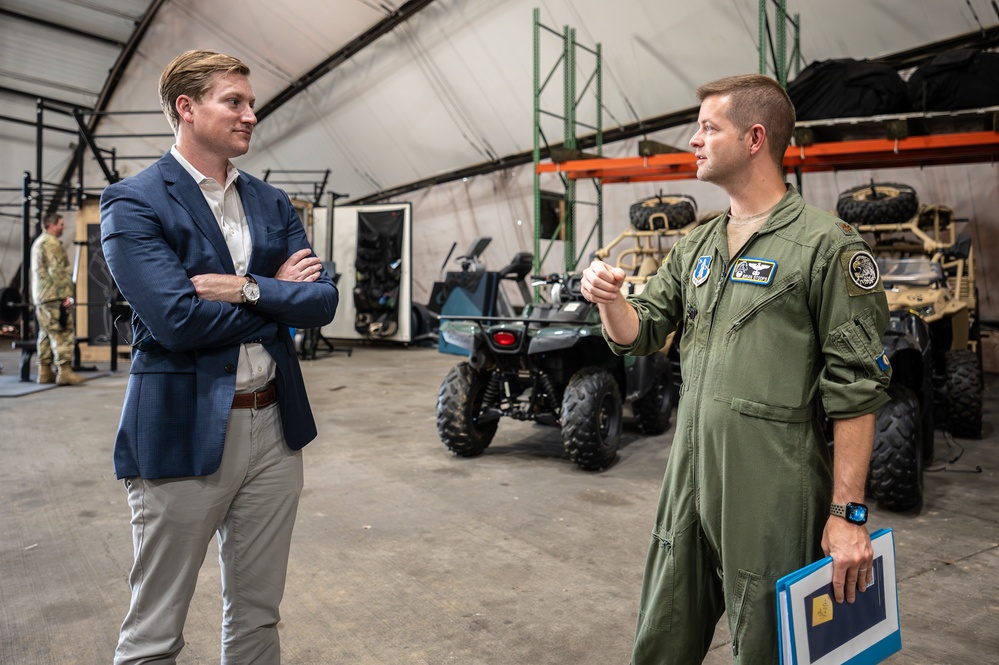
[[688, 253, 734, 515], [729, 279, 798, 332], [687, 228, 764, 520]]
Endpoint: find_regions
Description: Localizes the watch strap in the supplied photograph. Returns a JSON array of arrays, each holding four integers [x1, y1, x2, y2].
[[830, 501, 868, 524]]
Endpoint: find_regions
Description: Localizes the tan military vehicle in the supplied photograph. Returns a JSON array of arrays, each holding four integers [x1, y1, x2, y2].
[[838, 183, 983, 512]]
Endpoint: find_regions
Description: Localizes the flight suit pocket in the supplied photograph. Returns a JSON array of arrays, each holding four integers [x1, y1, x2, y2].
[[832, 309, 882, 378], [638, 525, 676, 632], [729, 569, 763, 657], [726, 397, 811, 423]]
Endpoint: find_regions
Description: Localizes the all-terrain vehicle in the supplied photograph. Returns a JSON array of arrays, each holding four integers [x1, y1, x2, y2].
[[836, 183, 984, 511], [435, 270, 674, 471]]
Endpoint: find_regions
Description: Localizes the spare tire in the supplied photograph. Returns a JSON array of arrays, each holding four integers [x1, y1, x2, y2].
[[836, 183, 918, 226], [629, 193, 697, 230]]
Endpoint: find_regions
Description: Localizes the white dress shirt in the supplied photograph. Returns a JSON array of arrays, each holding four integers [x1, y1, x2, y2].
[[171, 146, 276, 392]]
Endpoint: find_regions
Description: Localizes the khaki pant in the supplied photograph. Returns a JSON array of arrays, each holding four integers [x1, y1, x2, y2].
[[114, 403, 303, 664], [35, 302, 74, 367]]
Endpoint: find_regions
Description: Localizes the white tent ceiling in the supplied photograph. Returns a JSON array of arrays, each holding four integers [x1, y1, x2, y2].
[[2, 0, 999, 317]]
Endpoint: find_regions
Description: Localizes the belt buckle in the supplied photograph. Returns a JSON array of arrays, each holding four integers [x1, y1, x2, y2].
[[253, 389, 261, 409]]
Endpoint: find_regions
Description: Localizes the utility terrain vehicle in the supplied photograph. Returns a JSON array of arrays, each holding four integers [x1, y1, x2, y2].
[[837, 183, 983, 511]]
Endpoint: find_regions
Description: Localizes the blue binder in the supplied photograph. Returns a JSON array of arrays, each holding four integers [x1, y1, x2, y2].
[[777, 528, 901, 665]]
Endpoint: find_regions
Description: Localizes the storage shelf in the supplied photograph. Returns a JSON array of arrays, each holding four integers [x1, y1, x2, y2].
[[535, 130, 999, 183]]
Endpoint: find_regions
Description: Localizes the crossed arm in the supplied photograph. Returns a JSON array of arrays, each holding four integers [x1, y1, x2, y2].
[[190, 248, 322, 302]]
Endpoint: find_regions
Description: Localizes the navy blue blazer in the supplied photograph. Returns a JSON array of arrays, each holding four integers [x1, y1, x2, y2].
[[100, 152, 338, 480]]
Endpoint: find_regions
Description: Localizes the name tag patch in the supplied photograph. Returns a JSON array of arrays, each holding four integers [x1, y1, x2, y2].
[[692, 255, 712, 287], [730, 257, 777, 286]]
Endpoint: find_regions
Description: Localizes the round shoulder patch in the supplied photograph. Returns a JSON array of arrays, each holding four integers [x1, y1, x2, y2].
[[848, 251, 879, 290]]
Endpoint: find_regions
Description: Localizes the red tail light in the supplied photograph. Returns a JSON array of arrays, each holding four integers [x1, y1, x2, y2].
[[492, 330, 518, 347]]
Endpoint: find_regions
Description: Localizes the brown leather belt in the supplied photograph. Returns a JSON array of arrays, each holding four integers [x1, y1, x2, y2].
[[231, 382, 278, 409]]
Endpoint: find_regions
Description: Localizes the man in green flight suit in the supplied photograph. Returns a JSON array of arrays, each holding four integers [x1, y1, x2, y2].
[[30, 212, 84, 385], [580, 74, 892, 664]]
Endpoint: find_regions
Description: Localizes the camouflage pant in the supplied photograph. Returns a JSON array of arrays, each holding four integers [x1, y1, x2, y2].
[[36, 302, 76, 367]]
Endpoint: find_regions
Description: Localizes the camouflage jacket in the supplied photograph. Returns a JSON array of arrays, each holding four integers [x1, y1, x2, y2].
[[30, 231, 74, 305]]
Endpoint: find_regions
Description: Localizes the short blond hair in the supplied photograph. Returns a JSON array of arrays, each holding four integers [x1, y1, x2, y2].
[[158, 50, 250, 133], [696, 74, 795, 166]]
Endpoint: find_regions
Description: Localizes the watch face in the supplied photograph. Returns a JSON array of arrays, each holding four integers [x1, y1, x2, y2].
[[243, 282, 260, 302], [847, 503, 868, 524]]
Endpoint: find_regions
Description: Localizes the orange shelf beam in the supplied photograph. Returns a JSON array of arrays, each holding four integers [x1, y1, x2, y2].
[[535, 130, 999, 183]]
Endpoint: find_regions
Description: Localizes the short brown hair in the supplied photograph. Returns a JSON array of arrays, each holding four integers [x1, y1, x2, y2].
[[158, 50, 250, 133], [696, 74, 795, 166], [42, 212, 62, 229]]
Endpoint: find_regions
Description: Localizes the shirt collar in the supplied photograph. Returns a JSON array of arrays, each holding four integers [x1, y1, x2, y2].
[[170, 145, 239, 188]]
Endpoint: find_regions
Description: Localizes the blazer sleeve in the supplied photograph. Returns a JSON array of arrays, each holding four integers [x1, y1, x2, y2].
[[246, 185, 338, 330], [100, 177, 279, 353]]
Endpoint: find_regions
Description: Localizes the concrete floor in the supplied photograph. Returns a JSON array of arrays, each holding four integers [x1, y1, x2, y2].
[[1, 343, 997, 664]]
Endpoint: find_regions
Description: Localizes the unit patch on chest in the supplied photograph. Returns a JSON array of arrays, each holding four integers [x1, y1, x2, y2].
[[729, 257, 777, 286], [692, 255, 712, 287]]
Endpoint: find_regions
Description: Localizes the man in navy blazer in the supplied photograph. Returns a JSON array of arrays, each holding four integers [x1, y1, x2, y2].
[[101, 50, 337, 664]]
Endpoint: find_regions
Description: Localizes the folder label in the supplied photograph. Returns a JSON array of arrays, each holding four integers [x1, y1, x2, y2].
[[811, 594, 834, 627]]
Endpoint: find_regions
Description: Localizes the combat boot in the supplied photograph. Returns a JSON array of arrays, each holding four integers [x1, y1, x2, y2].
[[56, 365, 86, 386], [37, 364, 56, 384]]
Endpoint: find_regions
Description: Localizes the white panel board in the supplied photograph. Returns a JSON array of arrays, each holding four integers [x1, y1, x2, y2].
[[323, 203, 412, 343]]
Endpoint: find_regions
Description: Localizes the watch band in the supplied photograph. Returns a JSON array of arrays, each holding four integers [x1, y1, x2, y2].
[[830, 501, 868, 525]]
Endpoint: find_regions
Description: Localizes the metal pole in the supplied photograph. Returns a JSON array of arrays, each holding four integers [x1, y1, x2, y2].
[[20, 171, 32, 350], [759, 0, 767, 75], [794, 13, 802, 77], [596, 41, 603, 252], [35, 100, 44, 230], [564, 26, 577, 271], [776, 0, 787, 86], [533, 8, 542, 298]]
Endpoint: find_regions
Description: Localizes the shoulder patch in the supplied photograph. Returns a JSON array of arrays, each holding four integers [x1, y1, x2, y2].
[[838, 222, 857, 235], [840, 249, 883, 296]]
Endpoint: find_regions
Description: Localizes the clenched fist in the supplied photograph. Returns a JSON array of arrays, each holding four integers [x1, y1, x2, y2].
[[581, 260, 626, 304]]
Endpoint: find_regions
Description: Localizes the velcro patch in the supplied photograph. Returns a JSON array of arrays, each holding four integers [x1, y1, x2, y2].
[[876, 352, 891, 371], [730, 258, 777, 286], [840, 249, 883, 296], [839, 222, 857, 235], [692, 255, 712, 287]]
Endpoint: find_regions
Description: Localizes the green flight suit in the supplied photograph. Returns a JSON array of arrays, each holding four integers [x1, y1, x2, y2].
[[606, 186, 891, 664]]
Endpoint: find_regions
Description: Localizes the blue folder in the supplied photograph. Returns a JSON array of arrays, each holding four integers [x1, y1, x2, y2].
[[777, 528, 901, 665]]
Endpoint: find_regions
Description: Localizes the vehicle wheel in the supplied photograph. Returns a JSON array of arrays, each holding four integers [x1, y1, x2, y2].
[[629, 193, 696, 230], [561, 367, 623, 470], [945, 348, 983, 438], [436, 362, 498, 457], [632, 353, 674, 435], [836, 183, 918, 226], [867, 385, 923, 512]]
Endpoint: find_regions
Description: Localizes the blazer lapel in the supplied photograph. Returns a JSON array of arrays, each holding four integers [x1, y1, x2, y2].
[[238, 174, 264, 273], [159, 153, 236, 274]]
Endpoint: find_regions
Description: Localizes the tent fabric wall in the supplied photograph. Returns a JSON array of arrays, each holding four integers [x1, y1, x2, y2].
[[2, 0, 998, 322]]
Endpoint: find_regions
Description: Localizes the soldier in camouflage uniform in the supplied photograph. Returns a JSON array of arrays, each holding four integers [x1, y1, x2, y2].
[[30, 212, 84, 385]]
